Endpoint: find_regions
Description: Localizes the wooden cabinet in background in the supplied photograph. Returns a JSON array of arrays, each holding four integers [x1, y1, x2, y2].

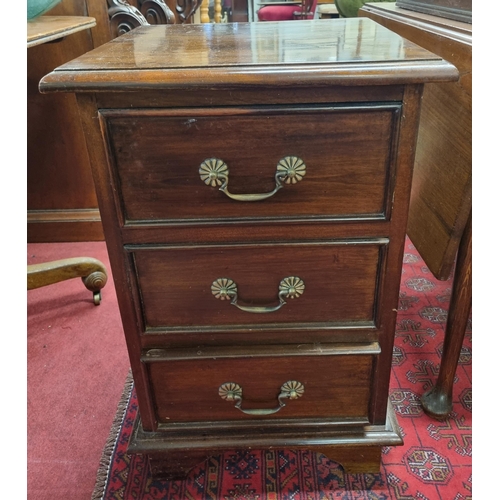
[[27, 0, 112, 242], [27, 0, 186, 242], [395, 0, 471, 23]]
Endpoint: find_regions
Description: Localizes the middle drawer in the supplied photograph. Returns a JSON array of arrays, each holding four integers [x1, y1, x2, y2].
[[127, 239, 387, 332]]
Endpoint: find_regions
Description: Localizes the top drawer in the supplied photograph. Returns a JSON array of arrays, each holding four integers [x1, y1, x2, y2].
[[100, 104, 401, 225]]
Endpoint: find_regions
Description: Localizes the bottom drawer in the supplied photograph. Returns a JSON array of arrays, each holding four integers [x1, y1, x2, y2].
[[142, 343, 380, 424]]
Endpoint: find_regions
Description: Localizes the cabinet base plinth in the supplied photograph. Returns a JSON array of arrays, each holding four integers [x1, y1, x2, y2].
[[146, 445, 384, 481], [128, 402, 402, 480]]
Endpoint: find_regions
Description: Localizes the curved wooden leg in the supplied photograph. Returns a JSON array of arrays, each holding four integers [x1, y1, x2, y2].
[[27, 257, 108, 305], [421, 212, 472, 419]]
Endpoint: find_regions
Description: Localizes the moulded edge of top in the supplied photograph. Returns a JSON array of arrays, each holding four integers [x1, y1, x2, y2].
[[39, 59, 459, 93]]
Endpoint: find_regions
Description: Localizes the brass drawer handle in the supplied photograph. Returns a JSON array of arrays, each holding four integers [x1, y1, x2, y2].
[[218, 381, 304, 415], [199, 156, 306, 202], [211, 276, 304, 313]]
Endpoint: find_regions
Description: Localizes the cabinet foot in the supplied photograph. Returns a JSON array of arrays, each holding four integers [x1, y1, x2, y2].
[[316, 445, 382, 474], [130, 400, 401, 480], [148, 452, 211, 480], [146, 445, 383, 480]]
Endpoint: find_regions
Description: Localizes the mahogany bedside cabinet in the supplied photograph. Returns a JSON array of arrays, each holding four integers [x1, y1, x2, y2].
[[40, 18, 458, 479]]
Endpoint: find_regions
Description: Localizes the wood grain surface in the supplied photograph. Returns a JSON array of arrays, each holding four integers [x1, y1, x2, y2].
[[27, 3, 107, 242], [58, 19, 459, 472], [145, 344, 376, 423], [27, 15, 96, 47], [129, 240, 386, 329], [39, 18, 458, 92], [359, 2, 471, 280], [102, 105, 400, 224]]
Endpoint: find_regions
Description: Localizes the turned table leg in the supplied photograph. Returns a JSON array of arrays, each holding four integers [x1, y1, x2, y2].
[[421, 212, 472, 419], [27, 257, 108, 305]]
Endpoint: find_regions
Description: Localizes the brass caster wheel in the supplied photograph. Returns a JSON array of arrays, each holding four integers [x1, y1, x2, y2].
[[93, 291, 102, 306]]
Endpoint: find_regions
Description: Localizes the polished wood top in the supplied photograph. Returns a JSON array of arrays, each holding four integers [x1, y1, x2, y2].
[[40, 18, 458, 92], [27, 15, 96, 48]]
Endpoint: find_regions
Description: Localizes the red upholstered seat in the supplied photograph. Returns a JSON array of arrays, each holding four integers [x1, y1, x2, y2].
[[257, 0, 317, 21], [257, 4, 301, 20]]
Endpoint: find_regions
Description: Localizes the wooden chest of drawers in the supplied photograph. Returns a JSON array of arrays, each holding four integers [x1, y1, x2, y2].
[[40, 18, 457, 479]]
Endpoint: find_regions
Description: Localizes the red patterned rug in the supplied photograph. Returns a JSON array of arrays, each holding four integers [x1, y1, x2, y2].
[[92, 238, 472, 499]]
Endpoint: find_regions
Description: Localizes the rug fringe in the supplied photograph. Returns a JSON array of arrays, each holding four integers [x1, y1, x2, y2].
[[91, 370, 134, 500]]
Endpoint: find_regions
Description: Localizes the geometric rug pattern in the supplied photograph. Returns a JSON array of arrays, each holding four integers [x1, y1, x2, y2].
[[92, 237, 472, 499]]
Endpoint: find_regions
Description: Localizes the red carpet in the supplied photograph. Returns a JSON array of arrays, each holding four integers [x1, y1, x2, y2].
[[91, 238, 472, 499], [27, 242, 130, 500]]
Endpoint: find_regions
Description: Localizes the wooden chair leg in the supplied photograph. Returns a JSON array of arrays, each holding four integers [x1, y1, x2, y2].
[[421, 211, 472, 419], [27, 257, 108, 305]]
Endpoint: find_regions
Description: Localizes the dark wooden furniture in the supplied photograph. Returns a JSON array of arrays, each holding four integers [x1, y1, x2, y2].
[[107, 0, 204, 34], [27, 1, 111, 243], [27, 0, 186, 244], [229, 0, 249, 21], [40, 18, 457, 478], [359, 2, 471, 419], [395, 0, 471, 23], [27, 15, 108, 305], [107, 0, 173, 38]]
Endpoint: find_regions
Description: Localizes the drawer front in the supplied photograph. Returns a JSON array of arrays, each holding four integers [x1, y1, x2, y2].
[[101, 105, 400, 224], [143, 344, 379, 424], [128, 239, 387, 331]]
